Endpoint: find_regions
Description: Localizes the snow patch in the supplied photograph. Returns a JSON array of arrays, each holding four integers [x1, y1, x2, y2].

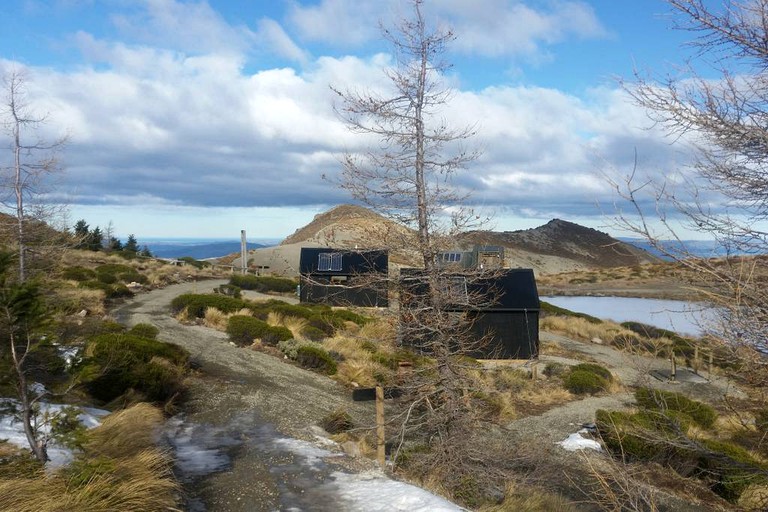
[[330, 471, 465, 511], [558, 432, 602, 452], [0, 399, 109, 467]]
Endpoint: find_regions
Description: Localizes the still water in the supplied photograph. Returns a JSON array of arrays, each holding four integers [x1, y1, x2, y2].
[[541, 296, 715, 337]]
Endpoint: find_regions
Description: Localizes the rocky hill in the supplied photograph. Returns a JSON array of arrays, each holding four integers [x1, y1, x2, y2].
[[238, 206, 658, 276], [462, 219, 660, 271]]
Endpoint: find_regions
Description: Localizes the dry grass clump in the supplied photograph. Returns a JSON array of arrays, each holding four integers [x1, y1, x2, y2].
[[54, 287, 107, 316], [203, 307, 229, 330], [0, 403, 179, 512], [85, 403, 164, 458], [540, 316, 633, 342], [479, 482, 578, 512]]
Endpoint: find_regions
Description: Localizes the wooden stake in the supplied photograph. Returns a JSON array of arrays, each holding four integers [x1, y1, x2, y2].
[[531, 362, 538, 381], [709, 351, 714, 378], [694, 345, 699, 373], [670, 351, 677, 381], [376, 385, 385, 467]]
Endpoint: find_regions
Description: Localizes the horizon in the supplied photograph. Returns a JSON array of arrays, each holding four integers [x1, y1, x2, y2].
[[1, 1, 726, 240]]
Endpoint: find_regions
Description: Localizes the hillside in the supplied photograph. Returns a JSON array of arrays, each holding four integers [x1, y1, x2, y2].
[[463, 219, 660, 270], [247, 206, 658, 275]]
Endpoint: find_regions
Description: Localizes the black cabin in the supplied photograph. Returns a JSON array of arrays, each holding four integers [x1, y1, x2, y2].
[[299, 248, 389, 307], [399, 268, 539, 359]]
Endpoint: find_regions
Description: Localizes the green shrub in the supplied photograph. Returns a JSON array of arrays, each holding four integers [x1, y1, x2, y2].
[[180, 256, 210, 269], [230, 274, 297, 293], [61, 266, 96, 282], [563, 370, 608, 395], [171, 294, 252, 318], [303, 325, 327, 341], [129, 323, 159, 340], [96, 271, 117, 284], [329, 309, 370, 326], [295, 345, 337, 375], [215, 284, 242, 298], [277, 338, 322, 359], [320, 409, 355, 434], [226, 316, 272, 346], [81, 333, 189, 403], [226, 316, 293, 346], [635, 388, 717, 429], [571, 363, 613, 382]]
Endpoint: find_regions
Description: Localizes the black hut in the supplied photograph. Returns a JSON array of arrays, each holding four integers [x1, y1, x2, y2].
[[400, 268, 540, 359], [299, 247, 388, 307]]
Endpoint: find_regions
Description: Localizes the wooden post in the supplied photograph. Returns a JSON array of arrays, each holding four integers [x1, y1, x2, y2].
[[708, 351, 714, 378], [693, 345, 700, 373], [240, 230, 247, 275], [670, 350, 677, 382], [531, 361, 538, 381], [376, 385, 385, 467]]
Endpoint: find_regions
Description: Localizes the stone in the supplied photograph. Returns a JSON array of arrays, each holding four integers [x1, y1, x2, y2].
[[591, 337, 603, 344]]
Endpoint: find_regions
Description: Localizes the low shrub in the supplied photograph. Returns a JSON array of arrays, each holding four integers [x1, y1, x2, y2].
[[226, 315, 292, 346], [563, 370, 608, 395], [635, 387, 717, 429], [277, 338, 322, 359], [215, 284, 242, 298], [295, 345, 337, 375], [230, 274, 297, 293], [171, 294, 252, 318], [320, 409, 355, 434], [81, 333, 189, 403], [540, 301, 602, 324], [571, 363, 613, 382], [302, 325, 327, 341], [179, 256, 210, 269], [129, 323, 159, 340], [62, 266, 96, 282]]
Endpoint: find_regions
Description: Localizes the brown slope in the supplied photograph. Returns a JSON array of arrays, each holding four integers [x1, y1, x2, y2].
[[463, 219, 660, 268]]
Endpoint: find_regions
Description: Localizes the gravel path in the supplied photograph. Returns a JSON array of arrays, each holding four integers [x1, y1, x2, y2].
[[113, 280, 378, 511]]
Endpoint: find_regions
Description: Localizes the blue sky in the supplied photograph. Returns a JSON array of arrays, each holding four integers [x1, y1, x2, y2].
[[0, 1, 717, 240]]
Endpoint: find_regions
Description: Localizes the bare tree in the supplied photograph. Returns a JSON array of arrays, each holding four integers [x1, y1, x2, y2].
[[1, 69, 67, 282], [331, 1, 516, 495], [612, 0, 768, 384]]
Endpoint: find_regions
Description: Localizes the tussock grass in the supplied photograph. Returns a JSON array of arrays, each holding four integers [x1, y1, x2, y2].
[[480, 482, 577, 512], [540, 316, 633, 342], [0, 403, 180, 512], [203, 307, 229, 330], [85, 403, 164, 458], [336, 359, 392, 387]]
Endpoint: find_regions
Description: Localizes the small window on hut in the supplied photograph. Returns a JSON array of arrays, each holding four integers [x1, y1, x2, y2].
[[441, 252, 462, 263], [318, 252, 343, 271]]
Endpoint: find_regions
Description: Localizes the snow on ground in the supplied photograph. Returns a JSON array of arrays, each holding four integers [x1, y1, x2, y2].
[[329, 471, 466, 512], [0, 398, 109, 467], [275, 435, 465, 511], [557, 431, 602, 452]]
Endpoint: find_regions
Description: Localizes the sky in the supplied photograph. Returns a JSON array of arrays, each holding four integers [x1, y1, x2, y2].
[[0, 0, 720, 240]]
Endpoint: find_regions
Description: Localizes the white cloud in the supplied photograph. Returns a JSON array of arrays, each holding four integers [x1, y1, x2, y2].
[[255, 18, 310, 63], [109, 0, 255, 56]]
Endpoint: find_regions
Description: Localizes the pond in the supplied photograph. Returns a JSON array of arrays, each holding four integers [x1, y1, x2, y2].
[[541, 296, 716, 337]]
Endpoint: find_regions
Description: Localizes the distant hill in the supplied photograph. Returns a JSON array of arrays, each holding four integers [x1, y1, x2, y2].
[[463, 220, 660, 270], [237, 206, 659, 276], [618, 238, 758, 260], [147, 240, 270, 260]]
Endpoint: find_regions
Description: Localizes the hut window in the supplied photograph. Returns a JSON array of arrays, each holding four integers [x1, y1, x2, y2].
[[442, 252, 462, 263], [318, 252, 343, 271]]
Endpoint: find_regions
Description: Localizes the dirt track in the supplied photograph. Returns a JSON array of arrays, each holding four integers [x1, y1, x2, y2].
[[113, 280, 375, 511]]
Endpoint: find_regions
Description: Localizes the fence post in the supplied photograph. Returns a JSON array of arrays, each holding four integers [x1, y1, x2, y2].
[[376, 385, 385, 467]]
